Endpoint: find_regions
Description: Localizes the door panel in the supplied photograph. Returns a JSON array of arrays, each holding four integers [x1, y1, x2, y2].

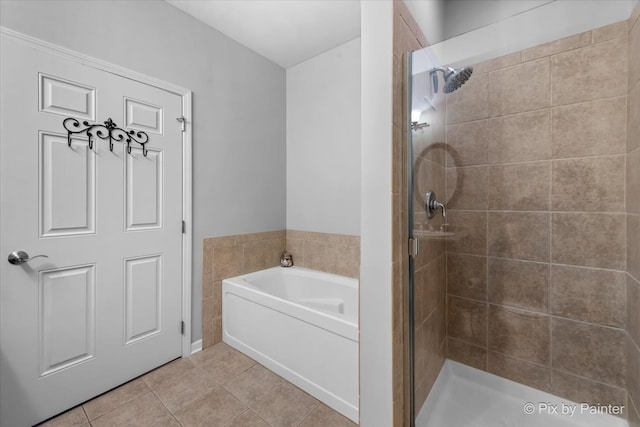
[[1, 36, 184, 427], [39, 73, 96, 120], [125, 148, 163, 230], [40, 264, 96, 376], [39, 133, 96, 237], [124, 97, 164, 134], [124, 255, 162, 344]]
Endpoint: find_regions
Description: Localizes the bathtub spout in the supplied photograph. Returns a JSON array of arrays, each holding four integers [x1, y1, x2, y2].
[[280, 251, 293, 267]]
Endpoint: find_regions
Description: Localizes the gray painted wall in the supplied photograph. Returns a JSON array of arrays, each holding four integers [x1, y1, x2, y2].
[[0, 0, 287, 343]]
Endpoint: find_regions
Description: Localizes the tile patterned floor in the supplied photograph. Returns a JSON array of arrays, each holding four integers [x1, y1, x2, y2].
[[37, 342, 357, 427]]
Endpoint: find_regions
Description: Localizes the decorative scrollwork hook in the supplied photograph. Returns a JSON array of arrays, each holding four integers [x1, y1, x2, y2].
[[62, 117, 150, 157]]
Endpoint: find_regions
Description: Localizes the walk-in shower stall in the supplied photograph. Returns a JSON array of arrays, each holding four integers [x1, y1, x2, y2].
[[406, 2, 639, 426]]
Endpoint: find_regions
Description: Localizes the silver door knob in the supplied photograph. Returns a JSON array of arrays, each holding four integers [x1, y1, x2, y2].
[[7, 251, 48, 265]]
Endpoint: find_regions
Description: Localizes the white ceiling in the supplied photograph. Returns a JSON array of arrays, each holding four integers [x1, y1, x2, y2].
[[166, 0, 361, 69]]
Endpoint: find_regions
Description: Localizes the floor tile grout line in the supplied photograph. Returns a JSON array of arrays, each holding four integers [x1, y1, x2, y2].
[[295, 400, 322, 427]]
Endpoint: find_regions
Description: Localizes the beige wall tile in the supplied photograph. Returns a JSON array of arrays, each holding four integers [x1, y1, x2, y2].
[[447, 337, 487, 370], [213, 281, 222, 319], [413, 130, 447, 167], [395, 0, 428, 48], [488, 351, 551, 392], [445, 120, 489, 167], [202, 297, 215, 322], [487, 109, 551, 164], [632, 2, 640, 30], [630, 214, 640, 281], [209, 235, 238, 249], [446, 72, 488, 124], [551, 156, 626, 212], [630, 336, 640, 419], [446, 166, 488, 210], [473, 52, 521, 74], [414, 158, 445, 213], [488, 258, 549, 312], [303, 239, 360, 278], [629, 83, 640, 152], [552, 213, 626, 270], [213, 317, 222, 344], [551, 370, 627, 408], [415, 256, 445, 325], [203, 273, 213, 299], [488, 162, 550, 211], [488, 305, 550, 364], [629, 149, 640, 214], [393, 57, 402, 129], [551, 265, 626, 327], [591, 21, 628, 44], [551, 97, 627, 159], [212, 245, 243, 282], [393, 124, 402, 193], [488, 58, 550, 117], [447, 253, 487, 301], [488, 212, 550, 262], [552, 318, 626, 387], [242, 237, 285, 273], [202, 318, 214, 348], [446, 211, 487, 256], [285, 238, 305, 265], [393, 9, 421, 56], [447, 296, 487, 346], [552, 37, 628, 106], [521, 31, 591, 62], [233, 230, 283, 244], [630, 13, 640, 90], [630, 276, 640, 346], [630, 398, 640, 427]]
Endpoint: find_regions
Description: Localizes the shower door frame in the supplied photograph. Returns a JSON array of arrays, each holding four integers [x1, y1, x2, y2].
[[406, 51, 417, 427]]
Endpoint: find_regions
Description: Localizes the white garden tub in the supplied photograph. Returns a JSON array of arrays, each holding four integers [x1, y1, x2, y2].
[[222, 266, 359, 422]]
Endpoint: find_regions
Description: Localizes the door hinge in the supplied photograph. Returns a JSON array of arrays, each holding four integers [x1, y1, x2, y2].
[[176, 116, 186, 132], [182, 220, 186, 234], [408, 237, 419, 257], [181, 321, 185, 335]]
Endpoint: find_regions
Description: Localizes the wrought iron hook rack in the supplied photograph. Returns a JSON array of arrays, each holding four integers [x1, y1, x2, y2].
[[63, 117, 150, 156]]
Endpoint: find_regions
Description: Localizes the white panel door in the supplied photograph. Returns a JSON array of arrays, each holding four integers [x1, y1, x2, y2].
[[0, 37, 184, 427]]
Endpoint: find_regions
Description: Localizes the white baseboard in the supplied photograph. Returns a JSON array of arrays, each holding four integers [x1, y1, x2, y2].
[[190, 339, 202, 355]]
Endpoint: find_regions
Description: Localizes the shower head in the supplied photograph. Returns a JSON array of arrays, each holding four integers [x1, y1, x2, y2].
[[429, 66, 474, 94]]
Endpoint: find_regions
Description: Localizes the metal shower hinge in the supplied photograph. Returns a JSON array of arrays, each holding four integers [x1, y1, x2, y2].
[[408, 237, 419, 257]]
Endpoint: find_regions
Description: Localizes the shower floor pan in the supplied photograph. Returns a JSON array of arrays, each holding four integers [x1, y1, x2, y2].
[[417, 360, 628, 427]]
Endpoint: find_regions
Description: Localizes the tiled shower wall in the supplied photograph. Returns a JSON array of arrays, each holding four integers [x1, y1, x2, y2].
[[443, 19, 633, 411], [202, 230, 360, 349], [627, 4, 640, 426]]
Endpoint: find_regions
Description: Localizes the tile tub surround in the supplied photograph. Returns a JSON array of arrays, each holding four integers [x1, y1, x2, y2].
[[202, 230, 360, 349], [628, 4, 640, 426], [285, 230, 360, 279], [38, 342, 356, 427], [443, 18, 633, 416]]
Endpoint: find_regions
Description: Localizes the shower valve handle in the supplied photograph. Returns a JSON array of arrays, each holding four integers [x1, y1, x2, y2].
[[426, 191, 446, 219]]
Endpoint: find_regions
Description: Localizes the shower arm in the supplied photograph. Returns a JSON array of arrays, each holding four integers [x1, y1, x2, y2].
[[429, 67, 453, 94]]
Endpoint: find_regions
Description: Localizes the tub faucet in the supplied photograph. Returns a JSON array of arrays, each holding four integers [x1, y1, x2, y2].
[[280, 251, 293, 267]]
